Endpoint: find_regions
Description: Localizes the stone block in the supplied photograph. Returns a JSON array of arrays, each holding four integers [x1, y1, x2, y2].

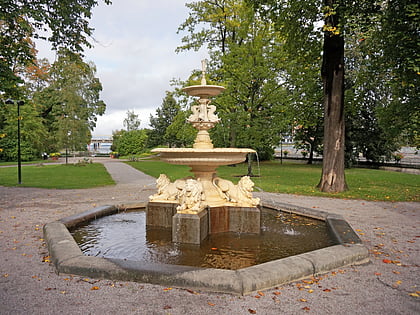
[[229, 206, 261, 234], [146, 202, 178, 228], [172, 210, 209, 244], [209, 206, 230, 234]]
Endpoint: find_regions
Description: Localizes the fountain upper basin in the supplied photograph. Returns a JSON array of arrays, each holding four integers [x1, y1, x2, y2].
[[182, 85, 225, 97], [151, 148, 255, 166]]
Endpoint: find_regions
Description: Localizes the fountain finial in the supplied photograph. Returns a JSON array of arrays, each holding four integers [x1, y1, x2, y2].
[[201, 59, 207, 85]]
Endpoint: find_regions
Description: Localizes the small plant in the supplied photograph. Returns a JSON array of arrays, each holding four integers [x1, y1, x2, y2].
[[110, 152, 119, 158], [282, 150, 289, 157], [392, 152, 404, 163], [50, 152, 61, 160], [301, 150, 308, 158]]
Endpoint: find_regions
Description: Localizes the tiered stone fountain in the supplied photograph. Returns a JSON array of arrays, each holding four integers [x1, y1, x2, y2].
[[147, 60, 260, 244]]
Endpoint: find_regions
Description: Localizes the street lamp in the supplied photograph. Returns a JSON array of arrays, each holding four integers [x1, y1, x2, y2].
[[5, 99, 24, 184]]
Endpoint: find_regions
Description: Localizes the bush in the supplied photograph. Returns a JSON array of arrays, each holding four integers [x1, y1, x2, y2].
[[113, 129, 148, 155]]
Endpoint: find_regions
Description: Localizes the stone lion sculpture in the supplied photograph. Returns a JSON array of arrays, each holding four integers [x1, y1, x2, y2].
[[149, 174, 185, 201], [176, 178, 205, 213], [213, 176, 260, 206]]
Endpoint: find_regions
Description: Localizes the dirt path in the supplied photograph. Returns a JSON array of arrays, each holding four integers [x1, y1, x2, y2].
[[0, 160, 419, 314]]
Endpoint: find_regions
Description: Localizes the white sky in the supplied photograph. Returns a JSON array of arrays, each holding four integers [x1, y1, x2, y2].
[[36, 0, 207, 136]]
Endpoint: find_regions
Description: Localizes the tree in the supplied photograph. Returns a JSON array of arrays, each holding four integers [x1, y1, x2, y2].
[[316, 1, 348, 192], [33, 49, 106, 152], [0, 0, 111, 97], [0, 99, 46, 161], [178, 0, 290, 159], [252, 0, 418, 190], [165, 110, 196, 147], [149, 92, 181, 147], [123, 110, 141, 131]]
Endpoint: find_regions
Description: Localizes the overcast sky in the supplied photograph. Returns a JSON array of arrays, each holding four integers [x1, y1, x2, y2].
[[37, 0, 207, 136]]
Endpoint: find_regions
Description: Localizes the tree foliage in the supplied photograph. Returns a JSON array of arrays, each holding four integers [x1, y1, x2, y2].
[[111, 129, 148, 156], [165, 110, 196, 148], [250, 0, 418, 190], [0, 0, 111, 96], [0, 0, 110, 161], [178, 0, 290, 159], [33, 49, 106, 152]]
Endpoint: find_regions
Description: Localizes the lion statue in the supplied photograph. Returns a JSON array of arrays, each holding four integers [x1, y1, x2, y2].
[[213, 176, 260, 206], [176, 179, 205, 213], [149, 174, 185, 201]]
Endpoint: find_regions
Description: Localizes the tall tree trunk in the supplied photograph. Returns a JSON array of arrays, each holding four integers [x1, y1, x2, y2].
[[317, 1, 348, 192]]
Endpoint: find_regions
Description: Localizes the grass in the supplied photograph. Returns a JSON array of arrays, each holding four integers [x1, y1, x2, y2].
[[127, 160, 419, 202], [0, 163, 115, 189]]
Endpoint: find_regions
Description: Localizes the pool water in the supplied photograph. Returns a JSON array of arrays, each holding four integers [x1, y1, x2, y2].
[[71, 208, 337, 270]]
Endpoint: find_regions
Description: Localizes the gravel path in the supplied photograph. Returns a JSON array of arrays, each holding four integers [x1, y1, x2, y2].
[[0, 159, 419, 314]]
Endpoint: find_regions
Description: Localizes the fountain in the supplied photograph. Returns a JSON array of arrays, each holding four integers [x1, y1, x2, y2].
[[43, 61, 369, 295], [148, 60, 260, 244]]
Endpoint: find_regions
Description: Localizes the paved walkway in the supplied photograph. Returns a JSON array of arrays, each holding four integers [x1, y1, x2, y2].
[[101, 159, 156, 187], [0, 158, 419, 314]]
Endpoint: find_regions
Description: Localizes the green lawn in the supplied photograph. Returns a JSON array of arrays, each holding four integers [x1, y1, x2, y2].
[[127, 160, 419, 202], [0, 163, 115, 189]]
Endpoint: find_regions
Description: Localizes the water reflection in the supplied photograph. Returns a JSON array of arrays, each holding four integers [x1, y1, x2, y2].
[[71, 208, 337, 270]]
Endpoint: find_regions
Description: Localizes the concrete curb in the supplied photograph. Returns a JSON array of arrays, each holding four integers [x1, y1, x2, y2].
[[43, 200, 370, 295]]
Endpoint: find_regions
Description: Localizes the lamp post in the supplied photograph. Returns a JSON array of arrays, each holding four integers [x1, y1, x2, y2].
[[5, 99, 24, 184]]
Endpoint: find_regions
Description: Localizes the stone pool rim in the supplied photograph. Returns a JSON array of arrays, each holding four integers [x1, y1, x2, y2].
[[43, 200, 369, 295]]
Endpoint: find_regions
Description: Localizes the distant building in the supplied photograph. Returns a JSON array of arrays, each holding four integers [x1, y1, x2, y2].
[[88, 136, 113, 154]]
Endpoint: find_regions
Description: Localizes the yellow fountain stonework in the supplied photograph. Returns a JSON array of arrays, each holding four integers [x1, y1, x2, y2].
[[148, 60, 260, 244]]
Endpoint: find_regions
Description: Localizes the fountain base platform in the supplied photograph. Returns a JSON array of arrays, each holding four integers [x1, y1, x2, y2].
[[147, 201, 261, 244]]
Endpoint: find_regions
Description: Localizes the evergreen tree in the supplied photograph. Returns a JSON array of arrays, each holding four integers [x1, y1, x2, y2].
[[149, 92, 181, 147]]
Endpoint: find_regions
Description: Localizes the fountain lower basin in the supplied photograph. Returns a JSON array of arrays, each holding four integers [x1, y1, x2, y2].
[[43, 198, 369, 295]]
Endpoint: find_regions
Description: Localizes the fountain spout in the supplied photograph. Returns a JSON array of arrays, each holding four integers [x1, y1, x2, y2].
[[201, 59, 207, 85]]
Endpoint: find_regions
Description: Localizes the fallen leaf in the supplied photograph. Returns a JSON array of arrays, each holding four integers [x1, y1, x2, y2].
[[308, 289, 314, 293], [382, 259, 392, 264], [254, 295, 261, 299], [185, 288, 199, 295], [323, 289, 331, 292], [248, 309, 257, 314], [90, 286, 100, 290], [163, 287, 172, 291], [273, 291, 281, 296], [392, 270, 401, 274], [409, 293, 419, 298], [374, 272, 382, 276], [300, 298, 307, 302], [208, 302, 215, 306], [3, 274, 9, 278], [211, 247, 218, 250], [302, 307, 311, 311], [257, 291, 265, 296], [163, 305, 172, 310]]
